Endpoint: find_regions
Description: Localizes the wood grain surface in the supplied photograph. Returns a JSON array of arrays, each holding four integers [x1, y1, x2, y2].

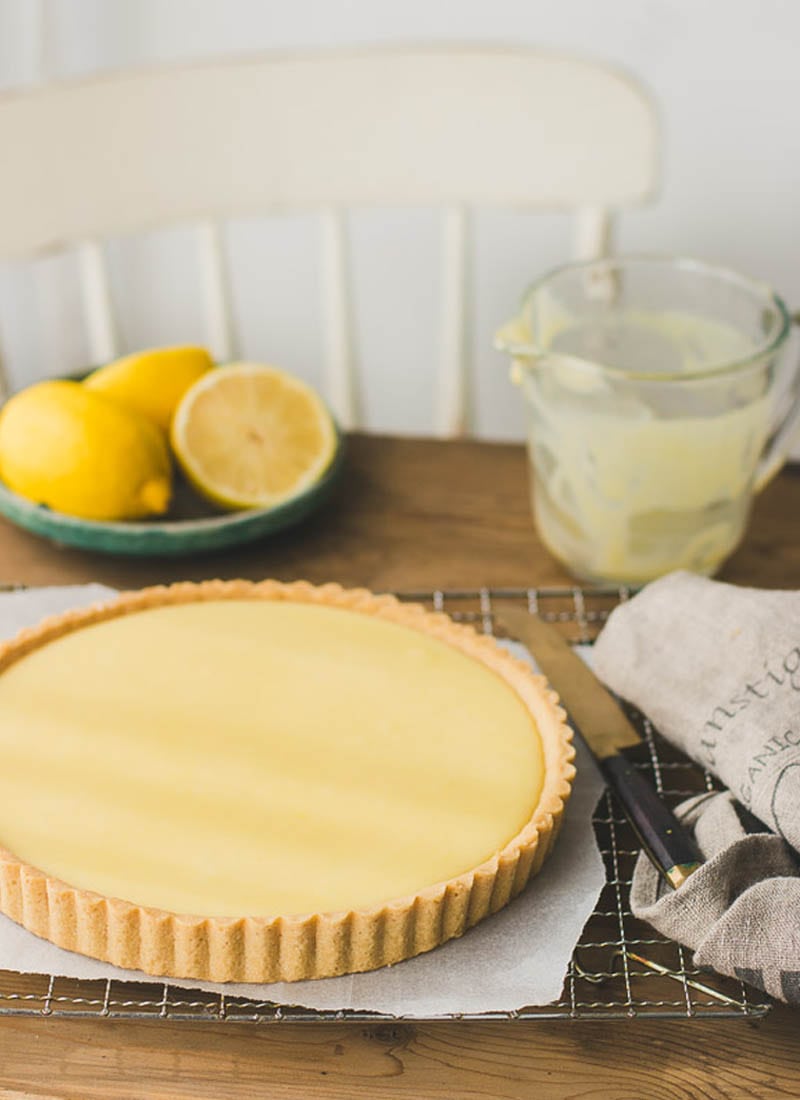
[[0, 434, 797, 592], [0, 433, 798, 1100], [0, 1014, 799, 1100]]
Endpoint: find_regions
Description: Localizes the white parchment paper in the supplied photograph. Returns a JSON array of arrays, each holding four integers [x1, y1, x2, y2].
[[0, 585, 606, 1015]]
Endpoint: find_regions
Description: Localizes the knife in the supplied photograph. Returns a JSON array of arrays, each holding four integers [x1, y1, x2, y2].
[[498, 605, 702, 890]]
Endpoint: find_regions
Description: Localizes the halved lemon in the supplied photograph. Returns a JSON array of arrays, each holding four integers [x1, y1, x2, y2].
[[171, 364, 337, 511]]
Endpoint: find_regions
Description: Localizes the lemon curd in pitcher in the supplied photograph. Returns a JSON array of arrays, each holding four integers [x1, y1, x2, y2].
[[518, 309, 772, 584]]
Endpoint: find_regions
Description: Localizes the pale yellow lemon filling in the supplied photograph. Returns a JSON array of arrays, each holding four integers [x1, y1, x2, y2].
[[0, 601, 543, 917]]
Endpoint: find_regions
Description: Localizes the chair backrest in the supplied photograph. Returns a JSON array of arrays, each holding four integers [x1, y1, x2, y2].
[[0, 46, 658, 434]]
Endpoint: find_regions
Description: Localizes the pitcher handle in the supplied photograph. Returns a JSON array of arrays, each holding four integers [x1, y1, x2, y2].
[[753, 311, 800, 493]]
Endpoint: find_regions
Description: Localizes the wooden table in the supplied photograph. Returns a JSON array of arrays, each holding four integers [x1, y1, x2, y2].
[[0, 434, 798, 1100]]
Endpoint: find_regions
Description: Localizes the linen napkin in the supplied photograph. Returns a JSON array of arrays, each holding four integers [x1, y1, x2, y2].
[[593, 571, 800, 1004]]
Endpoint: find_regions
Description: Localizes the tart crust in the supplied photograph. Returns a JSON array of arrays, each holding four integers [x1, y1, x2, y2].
[[0, 580, 574, 983]]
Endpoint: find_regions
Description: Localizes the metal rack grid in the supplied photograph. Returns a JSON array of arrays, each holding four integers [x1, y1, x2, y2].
[[0, 585, 772, 1022]]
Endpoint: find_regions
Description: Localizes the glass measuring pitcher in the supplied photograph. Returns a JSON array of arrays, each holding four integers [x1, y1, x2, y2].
[[496, 256, 800, 585]]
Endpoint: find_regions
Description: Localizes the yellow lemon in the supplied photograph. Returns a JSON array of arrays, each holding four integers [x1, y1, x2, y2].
[[85, 346, 213, 432], [0, 381, 172, 520], [171, 363, 337, 511]]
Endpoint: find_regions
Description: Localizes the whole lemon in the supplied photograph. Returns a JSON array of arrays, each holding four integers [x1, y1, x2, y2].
[[84, 346, 213, 432], [0, 381, 172, 520]]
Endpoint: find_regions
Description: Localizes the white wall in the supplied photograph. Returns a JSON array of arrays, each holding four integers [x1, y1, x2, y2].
[[0, 0, 798, 441]]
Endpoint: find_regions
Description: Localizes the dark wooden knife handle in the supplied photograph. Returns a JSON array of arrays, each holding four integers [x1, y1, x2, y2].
[[601, 754, 703, 889]]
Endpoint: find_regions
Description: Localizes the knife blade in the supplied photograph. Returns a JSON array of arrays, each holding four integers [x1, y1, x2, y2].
[[498, 604, 702, 890]]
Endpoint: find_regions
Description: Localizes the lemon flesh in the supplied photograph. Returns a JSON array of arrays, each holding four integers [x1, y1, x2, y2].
[[0, 381, 172, 520], [0, 600, 544, 916], [85, 346, 213, 432], [171, 364, 337, 511]]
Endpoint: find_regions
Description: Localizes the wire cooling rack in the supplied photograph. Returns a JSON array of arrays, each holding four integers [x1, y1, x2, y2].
[[0, 585, 772, 1022]]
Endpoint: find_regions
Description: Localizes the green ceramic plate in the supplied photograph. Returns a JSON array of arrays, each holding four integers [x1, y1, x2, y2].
[[0, 434, 345, 557]]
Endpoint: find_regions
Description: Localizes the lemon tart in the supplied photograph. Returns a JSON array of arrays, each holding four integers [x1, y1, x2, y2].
[[0, 581, 573, 982]]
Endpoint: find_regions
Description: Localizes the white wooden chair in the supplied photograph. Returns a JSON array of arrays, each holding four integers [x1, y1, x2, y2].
[[0, 46, 657, 435]]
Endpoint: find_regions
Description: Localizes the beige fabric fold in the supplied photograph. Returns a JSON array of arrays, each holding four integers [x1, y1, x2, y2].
[[631, 792, 800, 1003], [593, 572, 800, 1003]]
